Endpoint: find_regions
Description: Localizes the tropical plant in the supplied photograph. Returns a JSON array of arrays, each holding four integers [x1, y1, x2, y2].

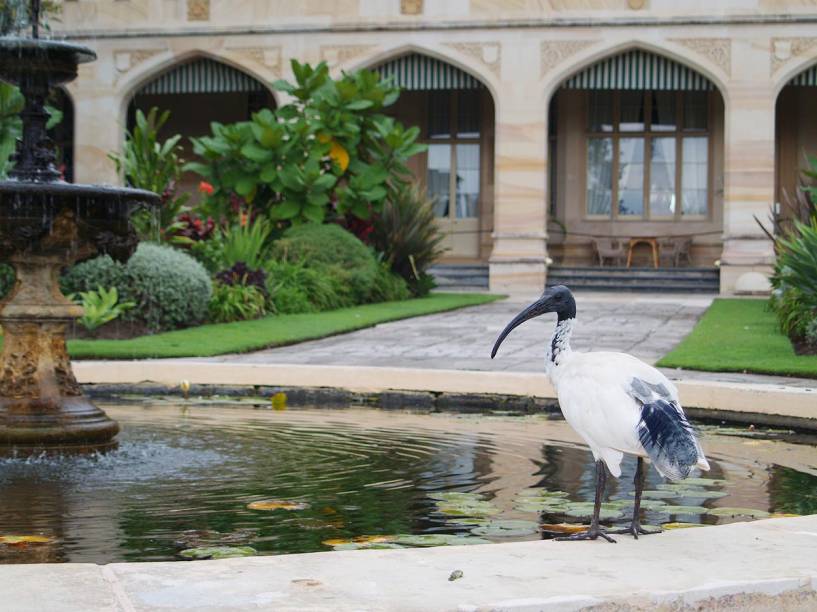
[[770, 220, 817, 338], [191, 216, 273, 273], [215, 262, 268, 295], [208, 282, 267, 323], [70, 286, 136, 332], [264, 259, 347, 314], [187, 60, 425, 225], [756, 154, 817, 242], [109, 107, 191, 245], [370, 184, 446, 296]]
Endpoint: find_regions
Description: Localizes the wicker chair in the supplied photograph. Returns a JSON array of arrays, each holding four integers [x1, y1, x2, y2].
[[658, 237, 693, 267], [592, 238, 626, 267]]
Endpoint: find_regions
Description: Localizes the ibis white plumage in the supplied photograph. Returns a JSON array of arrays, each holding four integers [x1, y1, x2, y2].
[[491, 285, 709, 542]]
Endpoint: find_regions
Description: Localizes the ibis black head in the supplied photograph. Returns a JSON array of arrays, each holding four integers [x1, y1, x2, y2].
[[491, 285, 576, 359]]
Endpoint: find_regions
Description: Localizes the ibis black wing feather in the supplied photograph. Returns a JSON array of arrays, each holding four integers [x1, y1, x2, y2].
[[628, 376, 703, 481]]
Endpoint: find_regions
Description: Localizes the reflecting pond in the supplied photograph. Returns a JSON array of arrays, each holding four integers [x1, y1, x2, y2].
[[0, 403, 815, 563]]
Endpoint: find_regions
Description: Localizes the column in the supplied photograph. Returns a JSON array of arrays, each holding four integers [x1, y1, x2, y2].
[[488, 42, 549, 294], [719, 39, 777, 295]]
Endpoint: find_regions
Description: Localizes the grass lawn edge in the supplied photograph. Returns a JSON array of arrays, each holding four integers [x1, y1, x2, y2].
[[657, 298, 817, 379], [64, 292, 505, 360]]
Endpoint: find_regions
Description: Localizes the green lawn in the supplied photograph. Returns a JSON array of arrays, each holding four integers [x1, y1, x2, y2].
[[56, 292, 502, 360], [657, 298, 817, 378]]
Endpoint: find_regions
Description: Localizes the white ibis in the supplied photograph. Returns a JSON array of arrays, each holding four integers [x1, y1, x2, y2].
[[491, 285, 709, 542]]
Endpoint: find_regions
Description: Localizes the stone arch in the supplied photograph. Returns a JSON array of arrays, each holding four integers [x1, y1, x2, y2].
[[544, 40, 728, 269], [345, 43, 501, 108], [773, 50, 817, 99]]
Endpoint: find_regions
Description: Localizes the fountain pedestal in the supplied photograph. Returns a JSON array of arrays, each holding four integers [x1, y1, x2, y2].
[[0, 9, 159, 450]]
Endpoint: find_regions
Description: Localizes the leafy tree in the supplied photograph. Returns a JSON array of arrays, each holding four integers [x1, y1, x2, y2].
[[187, 60, 425, 226]]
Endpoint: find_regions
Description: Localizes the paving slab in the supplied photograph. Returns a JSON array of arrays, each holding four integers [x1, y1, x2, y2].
[[3, 517, 816, 611]]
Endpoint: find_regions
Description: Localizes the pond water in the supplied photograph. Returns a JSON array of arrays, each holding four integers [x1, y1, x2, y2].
[[0, 402, 815, 563]]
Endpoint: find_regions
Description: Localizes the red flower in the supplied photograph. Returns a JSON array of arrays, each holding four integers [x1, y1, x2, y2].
[[198, 181, 214, 195]]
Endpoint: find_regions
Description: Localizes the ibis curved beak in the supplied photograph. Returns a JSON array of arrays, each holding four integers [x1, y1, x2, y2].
[[491, 295, 551, 359]]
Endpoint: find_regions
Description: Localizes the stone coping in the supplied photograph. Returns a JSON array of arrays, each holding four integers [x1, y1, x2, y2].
[[74, 361, 817, 429], [3, 516, 816, 611]]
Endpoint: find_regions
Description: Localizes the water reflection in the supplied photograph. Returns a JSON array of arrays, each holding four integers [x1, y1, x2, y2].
[[0, 404, 814, 563]]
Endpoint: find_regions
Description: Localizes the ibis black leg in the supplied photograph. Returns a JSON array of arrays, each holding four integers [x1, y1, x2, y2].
[[555, 460, 616, 543], [612, 457, 661, 539]]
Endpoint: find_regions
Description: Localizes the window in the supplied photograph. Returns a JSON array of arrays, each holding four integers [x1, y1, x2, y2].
[[425, 90, 481, 220], [585, 91, 710, 220]]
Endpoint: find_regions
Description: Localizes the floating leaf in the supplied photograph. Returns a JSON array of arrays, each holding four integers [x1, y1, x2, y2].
[[331, 542, 405, 551], [271, 392, 287, 410], [0, 535, 52, 545], [539, 523, 588, 535], [663, 522, 705, 530], [247, 500, 309, 511], [673, 490, 728, 500], [769, 513, 801, 518], [393, 534, 490, 547], [633, 490, 681, 500], [435, 501, 499, 518], [178, 546, 256, 560], [471, 520, 540, 537], [562, 503, 623, 521], [708, 507, 770, 519], [428, 491, 485, 503], [662, 505, 709, 515], [681, 478, 728, 487], [514, 501, 570, 514], [516, 488, 570, 499], [322, 535, 396, 547]]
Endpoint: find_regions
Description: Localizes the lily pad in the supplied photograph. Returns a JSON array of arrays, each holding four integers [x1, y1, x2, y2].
[[472, 519, 540, 537], [331, 542, 405, 551], [428, 491, 485, 502], [708, 507, 770, 519], [178, 546, 257, 560], [0, 535, 52, 545], [662, 505, 708, 515], [633, 490, 681, 500], [539, 523, 588, 535], [323, 535, 396, 547], [393, 534, 491, 547], [516, 488, 570, 499], [675, 490, 728, 500], [663, 522, 705, 530], [676, 478, 728, 487], [247, 500, 309, 511], [435, 500, 500, 518], [514, 501, 570, 514], [769, 513, 801, 518], [561, 503, 623, 521]]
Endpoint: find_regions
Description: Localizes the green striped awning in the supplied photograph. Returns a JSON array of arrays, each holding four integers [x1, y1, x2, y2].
[[789, 65, 817, 86], [562, 50, 714, 91], [138, 58, 266, 95], [375, 53, 484, 90]]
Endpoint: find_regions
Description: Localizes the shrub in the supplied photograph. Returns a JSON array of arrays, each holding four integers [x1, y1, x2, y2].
[[272, 223, 379, 304], [208, 282, 267, 323], [370, 263, 410, 302], [0, 262, 15, 299], [215, 262, 268, 295], [187, 60, 424, 225], [770, 220, 817, 338], [370, 184, 445, 296], [124, 243, 212, 332], [61, 255, 127, 296], [61, 245, 212, 332], [806, 317, 817, 348], [265, 259, 347, 314]]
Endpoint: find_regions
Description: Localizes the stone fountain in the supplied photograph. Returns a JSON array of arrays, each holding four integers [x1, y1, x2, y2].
[[0, 1, 159, 450]]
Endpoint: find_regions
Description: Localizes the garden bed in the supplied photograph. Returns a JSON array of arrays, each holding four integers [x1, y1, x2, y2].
[[657, 298, 817, 378], [41, 293, 501, 360]]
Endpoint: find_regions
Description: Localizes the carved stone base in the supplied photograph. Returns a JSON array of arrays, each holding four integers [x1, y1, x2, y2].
[[0, 255, 119, 449]]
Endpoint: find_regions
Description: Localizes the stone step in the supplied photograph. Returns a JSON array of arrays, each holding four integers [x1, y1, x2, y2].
[[429, 264, 489, 290], [547, 265, 719, 293]]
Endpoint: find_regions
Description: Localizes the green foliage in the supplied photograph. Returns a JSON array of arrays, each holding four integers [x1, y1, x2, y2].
[[193, 217, 273, 273], [208, 282, 267, 323], [371, 184, 446, 296], [0, 0, 61, 35], [109, 107, 191, 245], [370, 262, 410, 302], [125, 243, 213, 331], [70, 286, 136, 332], [61, 255, 127, 296], [187, 60, 425, 225], [63, 244, 212, 332], [0, 263, 15, 300], [806, 317, 817, 348], [770, 220, 817, 337], [0, 82, 24, 178], [265, 259, 347, 314]]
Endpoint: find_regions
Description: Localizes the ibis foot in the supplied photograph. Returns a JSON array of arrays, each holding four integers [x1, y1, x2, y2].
[[555, 527, 616, 543], [610, 523, 661, 540]]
